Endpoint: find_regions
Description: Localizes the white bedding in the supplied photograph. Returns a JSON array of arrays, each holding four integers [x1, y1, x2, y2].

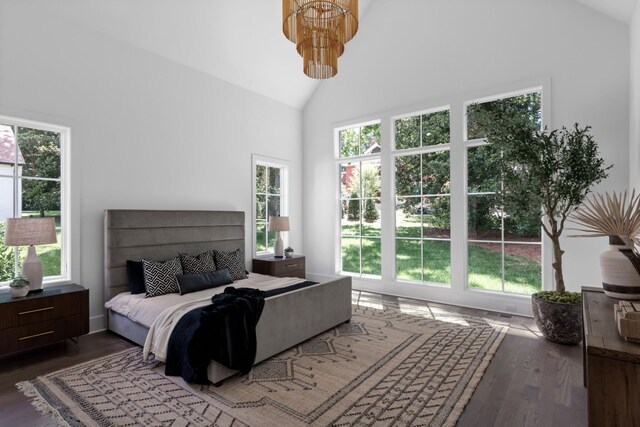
[[106, 273, 285, 328], [104, 273, 306, 362]]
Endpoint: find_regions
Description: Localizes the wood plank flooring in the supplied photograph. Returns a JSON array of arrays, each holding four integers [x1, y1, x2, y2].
[[0, 292, 587, 426]]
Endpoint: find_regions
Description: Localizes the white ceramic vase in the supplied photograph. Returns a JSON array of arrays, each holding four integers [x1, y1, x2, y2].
[[600, 236, 640, 300]]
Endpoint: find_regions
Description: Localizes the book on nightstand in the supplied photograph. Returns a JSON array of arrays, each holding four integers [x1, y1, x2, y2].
[[614, 301, 640, 343]]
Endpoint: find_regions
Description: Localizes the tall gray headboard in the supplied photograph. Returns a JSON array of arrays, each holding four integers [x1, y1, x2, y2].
[[104, 210, 244, 301]]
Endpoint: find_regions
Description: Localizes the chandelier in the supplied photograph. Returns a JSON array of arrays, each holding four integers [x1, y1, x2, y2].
[[283, 0, 359, 79]]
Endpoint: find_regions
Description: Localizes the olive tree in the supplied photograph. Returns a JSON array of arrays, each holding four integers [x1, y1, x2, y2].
[[481, 115, 610, 293]]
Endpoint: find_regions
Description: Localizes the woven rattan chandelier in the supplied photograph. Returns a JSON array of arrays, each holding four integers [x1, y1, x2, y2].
[[283, 0, 358, 79]]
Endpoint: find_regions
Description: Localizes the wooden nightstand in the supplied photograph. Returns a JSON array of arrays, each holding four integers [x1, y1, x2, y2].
[[252, 255, 306, 279], [0, 283, 89, 356]]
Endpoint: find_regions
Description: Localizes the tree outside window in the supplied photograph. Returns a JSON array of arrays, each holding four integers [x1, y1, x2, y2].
[[338, 122, 382, 276], [466, 91, 543, 294]]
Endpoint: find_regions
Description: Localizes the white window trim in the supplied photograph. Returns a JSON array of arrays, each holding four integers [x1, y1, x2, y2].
[[251, 154, 290, 256], [334, 121, 382, 277], [331, 78, 551, 316], [463, 86, 546, 294], [390, 106, 453, 285], [0, 114, 72, 286]]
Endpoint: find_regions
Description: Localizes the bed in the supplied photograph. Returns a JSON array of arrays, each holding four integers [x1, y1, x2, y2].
[[104, 209, 352, 384]]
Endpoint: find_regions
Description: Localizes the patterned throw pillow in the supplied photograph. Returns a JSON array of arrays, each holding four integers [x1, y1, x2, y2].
[[142, 257, 183, 298], [179, 251, 216, 275], [214, 249, 247, 281]]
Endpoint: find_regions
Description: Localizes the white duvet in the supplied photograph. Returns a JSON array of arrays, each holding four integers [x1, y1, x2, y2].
[[105, 273, 305, 362]]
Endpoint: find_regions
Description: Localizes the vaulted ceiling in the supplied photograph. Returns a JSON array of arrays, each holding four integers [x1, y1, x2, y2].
[[575, 0, 638, 24], [36, 0, 635, 110]]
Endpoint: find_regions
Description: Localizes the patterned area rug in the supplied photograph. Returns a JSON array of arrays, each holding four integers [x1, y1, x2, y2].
[[17, 294, 508, 426]]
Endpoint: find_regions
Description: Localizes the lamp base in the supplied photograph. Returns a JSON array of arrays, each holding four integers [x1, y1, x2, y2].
[[274, 231, 284, 258], [22, 245, 44, 292]]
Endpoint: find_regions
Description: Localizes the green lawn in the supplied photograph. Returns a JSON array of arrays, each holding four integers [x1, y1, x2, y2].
[[341, 214, 541, 295], [4, 208, 541, 293]]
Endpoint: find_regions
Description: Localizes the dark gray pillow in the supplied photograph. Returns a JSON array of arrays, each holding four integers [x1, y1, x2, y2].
[[214, 249, 247, 280], [126, 260, 146, 294], [142, 257, 183, 298], [179, 251, 216, 275], [176, 269, 234, 295]]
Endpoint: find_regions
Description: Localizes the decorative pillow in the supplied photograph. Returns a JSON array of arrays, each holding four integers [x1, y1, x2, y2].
[[179, 251, 216, 275], [126, 260, 146, 294], [142, 257, 183, 298], [176, 269, 233, 295], [214, 249, 247, 281]]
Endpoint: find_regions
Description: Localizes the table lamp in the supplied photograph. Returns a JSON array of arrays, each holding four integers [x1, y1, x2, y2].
[[268, 216, 290, 259], [4, 217, 57, 292]]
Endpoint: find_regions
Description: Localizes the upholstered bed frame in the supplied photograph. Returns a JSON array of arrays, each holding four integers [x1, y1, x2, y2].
[[104, 209, 352, 384]]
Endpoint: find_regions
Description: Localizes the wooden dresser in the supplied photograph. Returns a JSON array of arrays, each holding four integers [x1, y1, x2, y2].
[[252, 255, 306, 279], [582, 287, 640, 426], [0, 283, 89, 356]]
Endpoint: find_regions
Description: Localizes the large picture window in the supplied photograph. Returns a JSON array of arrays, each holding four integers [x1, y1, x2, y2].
[[465, 90, 543, 294], [333, 84, 545, 312], [394, 108, 451, 285], [0, 120, 66, 284], [337, 122, 381, 276]]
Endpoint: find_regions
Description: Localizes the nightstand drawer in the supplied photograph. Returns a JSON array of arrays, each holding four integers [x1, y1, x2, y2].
[[0, 293, 84, 329], [0, 314, 86, 354], [273, 259, 305, 275], [253, 255, 306, 278]]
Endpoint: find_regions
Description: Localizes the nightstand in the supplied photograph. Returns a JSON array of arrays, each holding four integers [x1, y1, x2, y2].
[[0, 283, 89, 356], [252, 255, 306, 278]]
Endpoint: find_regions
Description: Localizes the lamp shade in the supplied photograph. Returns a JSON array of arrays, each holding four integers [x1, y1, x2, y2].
[[268, 216, 290, 232], [4, 217, 57, 246]]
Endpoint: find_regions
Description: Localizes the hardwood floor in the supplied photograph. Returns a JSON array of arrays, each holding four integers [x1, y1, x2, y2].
[[0, 293, 587, 426]]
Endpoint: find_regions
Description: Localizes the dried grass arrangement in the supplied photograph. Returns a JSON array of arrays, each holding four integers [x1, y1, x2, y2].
[[569, 190, 640, 253]]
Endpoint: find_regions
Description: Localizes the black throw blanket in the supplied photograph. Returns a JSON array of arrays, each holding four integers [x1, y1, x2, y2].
[[165, 287, 265, 384]]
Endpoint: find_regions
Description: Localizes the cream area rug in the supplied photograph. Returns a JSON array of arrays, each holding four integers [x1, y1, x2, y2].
[[17, 294, 508, 427]]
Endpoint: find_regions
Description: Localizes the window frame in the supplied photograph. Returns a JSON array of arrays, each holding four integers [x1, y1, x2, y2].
[[334, 120, 382, 278], [463, 87, 544, 295], [330, 79, 551, 315], [0, 115, 71, 286], [391, 105, 452, 286], [251, 154, 289, 256]]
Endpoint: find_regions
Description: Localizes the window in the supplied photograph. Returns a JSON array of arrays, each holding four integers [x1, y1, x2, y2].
[[253, 156, 288, 255], [465, 90, 542, 294], [0, 119, 67, 284], [337, 122, 381, 276], [332, 83, 546, 313], [394, 108, 451, 285]]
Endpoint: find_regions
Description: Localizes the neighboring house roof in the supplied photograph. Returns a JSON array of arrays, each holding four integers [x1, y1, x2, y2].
[[0, 125, 25, 166], [364, 141, 381, 155]]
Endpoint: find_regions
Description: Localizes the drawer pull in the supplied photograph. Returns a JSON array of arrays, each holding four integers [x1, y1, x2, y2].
[[285, 263, 298, 268], [19, 306, 54, 315], [19, 330, 54, 341]]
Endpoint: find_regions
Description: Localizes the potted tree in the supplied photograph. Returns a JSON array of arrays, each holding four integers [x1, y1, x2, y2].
[[481, 110, 610, 344]]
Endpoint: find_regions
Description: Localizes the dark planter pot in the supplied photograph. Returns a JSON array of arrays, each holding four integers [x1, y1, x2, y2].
[[531, 294, 583, 345]]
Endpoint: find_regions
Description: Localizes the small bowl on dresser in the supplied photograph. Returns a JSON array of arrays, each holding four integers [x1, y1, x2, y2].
[[10, 286, 29, 298]]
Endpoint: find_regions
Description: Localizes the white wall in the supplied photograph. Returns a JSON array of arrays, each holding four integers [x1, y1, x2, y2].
[[303, 0, 630, 314], [0, 2, 303, 331], [632, 4, 640, 189], [0, 164, 15, 221]]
